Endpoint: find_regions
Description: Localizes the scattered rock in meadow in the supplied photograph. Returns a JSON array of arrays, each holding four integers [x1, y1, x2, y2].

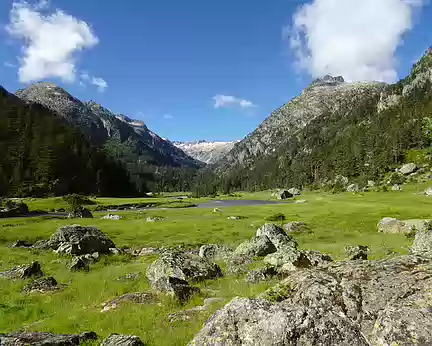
[[288, 188, 301, 196], [67, 208, 93, 219], [233, 236, 277, 258], [0, 331, 98, 346], [264, 249, 311, 272], [295, 199, 307, 204], [146, 216, 164, 222], [256, 223, 294, 250], [378, 217, 410, 234], [277, 190, 293, 200], [347, 183, 359, 193], [227, 216, 241, 220], [49, 224, 116, 255], [135, 247, 160, 256], [31, 239, 51, 250], [411, 223, 432, 255], [302, 250, 333, 266], [109, 247, 122, 255], [391, 184, 403, 191], [22, 277, 61, 293], [283, 221, 309, 233], [10, 240, 33, 248], [399, 163, 417, 175], [102, 214, 123, 220], [152, 276, 200, 302], [101, 334, 144, 346], [246, 266, 278, 283], [68, 256, 90, 272], [0, 261, 43, 279], [345, 245, 369, 260], [367, 180, 376, 187], [199, 244, 233, 262], [213, 208, 222, 213], [102, 292, 157, 312], [225, 254, 254, 276], [424, 186, 432, 196]]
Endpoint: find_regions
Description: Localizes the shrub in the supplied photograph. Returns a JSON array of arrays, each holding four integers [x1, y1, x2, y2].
[[62, 194, 96, 212], [265, 213, 286, 222]]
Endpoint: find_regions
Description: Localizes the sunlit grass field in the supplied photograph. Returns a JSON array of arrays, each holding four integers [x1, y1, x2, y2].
[[1, 183, 431, 345]]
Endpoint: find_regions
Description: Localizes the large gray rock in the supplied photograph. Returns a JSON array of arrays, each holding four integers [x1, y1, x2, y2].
[[277, 190, 293, 200], [264, 249, 311, 272], [377, 217, 410, 234], [411, 224, 432, 255], [199, 244, 233, 261], [288, 187, 301, 196], [68, 256, 90, 272], [0, 261, 43, 279], [49, 225, 116, 255], [189, 298, 368, 346], [147, 250, 222, 285], [399, 163, 417, 175], [245, 266, 278, 284], [256, 223, 295, 249], [233, 236, 277, 258], [283, 221, 309, 233], [302, 250, 333, 266], [22, 277, 60, 293], [347, 183, 359, 192], [0, 331, 97, 346], [67, 208, 93, 219], [191, 255, 432, 345], [425, 186, 432, 196], [345, 245, 369, 260], [101, 334, 144, 346], [152, 276, 200, 302]]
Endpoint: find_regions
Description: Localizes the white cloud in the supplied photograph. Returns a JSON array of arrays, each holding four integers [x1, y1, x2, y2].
[[287, 0, 425, 82], [163, 114, 173, 119], [6, 1, 99, 83], [3, 62, 16, 68], [213, 94, 256, 109]]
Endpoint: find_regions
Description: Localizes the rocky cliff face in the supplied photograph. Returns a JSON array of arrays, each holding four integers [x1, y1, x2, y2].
[[173, 140, 235, 164], [214, 76, 387, 172], [15, 83, 201, 169]]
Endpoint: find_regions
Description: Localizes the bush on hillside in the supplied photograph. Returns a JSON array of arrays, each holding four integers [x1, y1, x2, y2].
[[265, 213, 286, 222]]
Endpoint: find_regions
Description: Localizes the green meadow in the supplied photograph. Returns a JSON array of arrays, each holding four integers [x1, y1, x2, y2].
[[1, 183, 431, 345]]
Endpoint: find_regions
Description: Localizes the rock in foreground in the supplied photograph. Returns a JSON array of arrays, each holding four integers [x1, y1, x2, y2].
[[0, 331, 97, 346], [191, 255, 432, 345], [0, 261, 43, 279], [101, 334, 144, 346]]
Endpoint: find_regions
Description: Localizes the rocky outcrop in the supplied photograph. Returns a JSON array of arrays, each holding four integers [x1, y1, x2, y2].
[[102, 214, 123, 220], [191, 255, 432, 345], [22, 277, 61, 293], [399, 163, 417, 175], [199, 244, 233, 262], [411, 224, 432, 255], [277, 190, 292, 200], [173, 140, 235, 164], [0, 261, 43, 279], [233, 236, 277, 258], [67, 208, 93, 219], [345, 245, 369, 260], [49, 225, 116, 255], [378, 218, 431, 234], [0, 331, 97, 346], [283, 221, 309, 233], [101, 334, 144, 346]]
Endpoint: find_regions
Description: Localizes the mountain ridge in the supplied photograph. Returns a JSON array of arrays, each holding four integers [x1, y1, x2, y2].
[[173, 140, 236, 164]]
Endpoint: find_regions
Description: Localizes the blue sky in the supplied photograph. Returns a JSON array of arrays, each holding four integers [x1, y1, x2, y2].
[[0, 0, 431, 142]]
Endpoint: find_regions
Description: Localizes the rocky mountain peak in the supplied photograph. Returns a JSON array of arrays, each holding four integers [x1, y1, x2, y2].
[[309, 75, 345, 89], [174, 140, 236, 164]]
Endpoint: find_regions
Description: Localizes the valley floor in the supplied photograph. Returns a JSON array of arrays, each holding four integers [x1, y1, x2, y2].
[[1, 184, 431, 345]]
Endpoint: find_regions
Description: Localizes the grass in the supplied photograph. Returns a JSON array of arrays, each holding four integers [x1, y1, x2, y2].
[[1, 182, 432, 344]]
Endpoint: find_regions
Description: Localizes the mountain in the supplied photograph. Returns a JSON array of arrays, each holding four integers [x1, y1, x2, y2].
[[0, 85, 136, 197], [15, 83, 202, 192], [205, 50, 432, 192], [173, 140, 236, 164]]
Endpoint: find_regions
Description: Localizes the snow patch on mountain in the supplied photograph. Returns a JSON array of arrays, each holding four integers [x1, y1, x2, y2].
[[174, 140, 236, 164]]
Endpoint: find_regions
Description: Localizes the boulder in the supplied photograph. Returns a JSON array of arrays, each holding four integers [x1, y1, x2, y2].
[[302, 250, 333, 266], [31, 239, 51, 250], [277, 190, 293, 200], [191, 255, 432, 345], [101, 334, 144, 346], [213, 208, 222, 213], [425, 186, 432, 196], [225, 254, 253, 276], [367, 180, 376, 187], [152, 276, 200, 302], [399, 163, 417, 175], [146, 217, 164, 222], [245, 266, 278, 283], [67, 208, 93, 219], [69, 256, 90, 272], [189, 298, 368, 346], [256, 223, 295, 250], [347, 183, 359, 192], [227, 216, 241, 220], [283, 221, 309, 233], [22, 277, 60, 293], [199, 244, 233, 262], [147, 250, 223, 283], [334, 175, 349, 186], [233, 236, 277, 258], [0, 261, 43, 279], [135, 247, 160, 256], [345, 245, 369, 260], [102, 214, 123, 220], [378, 217, 411, 234], [288, 187, 301, 196], [49, 225, 116, 255], [411, 224, 432, 255], [294, 199, 307, 204], [10, 240, 33, 248], [0, 332, 97, 346], [102, 292, 157, 312], [391, 184, 403, 191], [264, 249, 311, 272]]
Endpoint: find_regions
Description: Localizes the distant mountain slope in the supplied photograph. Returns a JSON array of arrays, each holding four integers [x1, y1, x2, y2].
[[173, 140, 235, 164], [205, 50, 432, 192], [0, 85, 136, 197], [16, 83, 202, 191]]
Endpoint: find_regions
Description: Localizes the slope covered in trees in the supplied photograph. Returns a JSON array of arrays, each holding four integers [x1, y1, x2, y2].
[[0, 86, 137, 197], [195, 50, 432, 194]]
